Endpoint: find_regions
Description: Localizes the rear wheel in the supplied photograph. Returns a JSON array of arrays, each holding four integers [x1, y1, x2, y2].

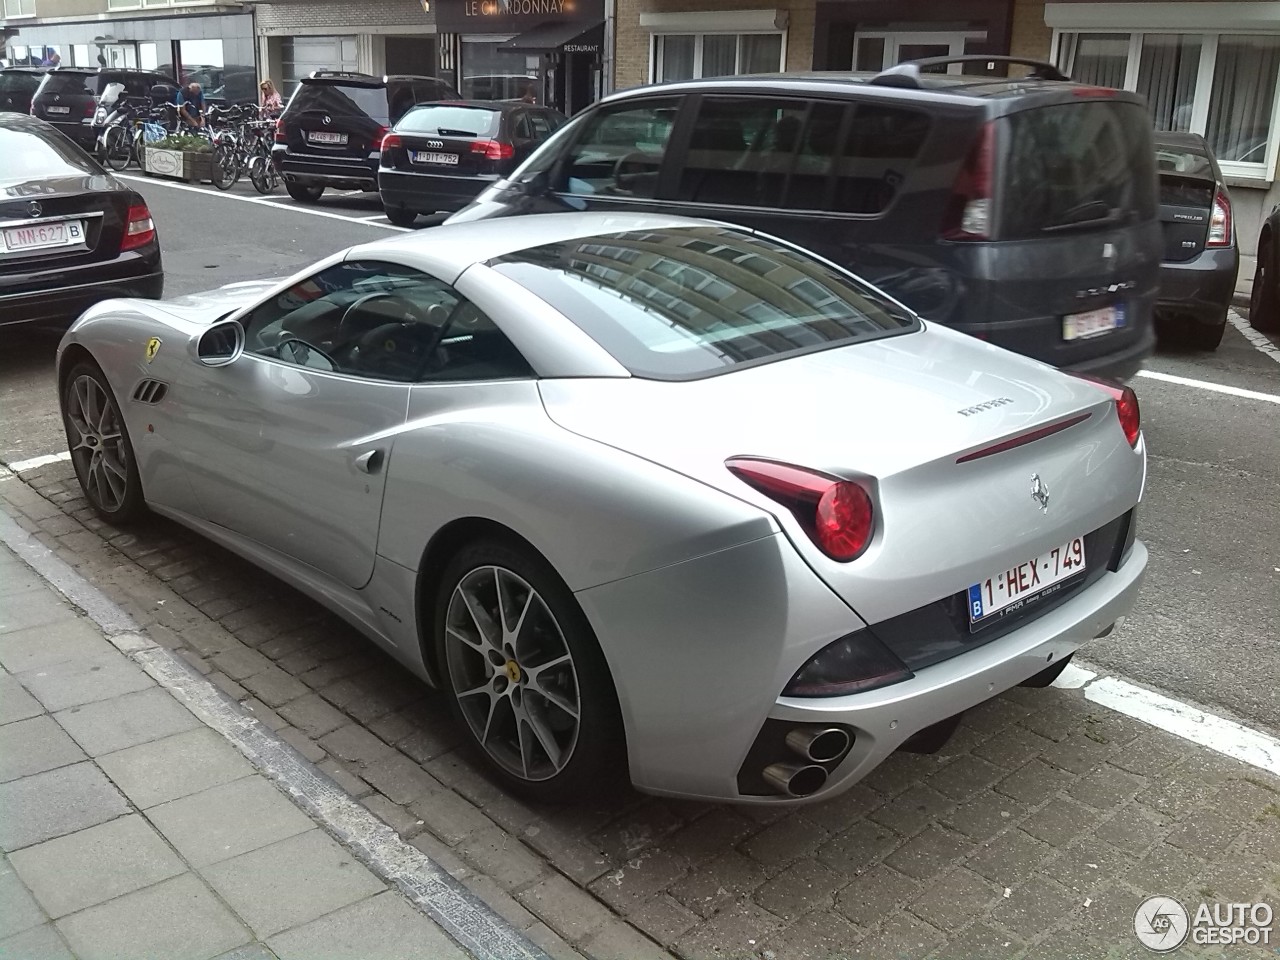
[[61, 362, 145, 523], [211, 143, 239, 190], [102, 126, 131, 172], [248, 156, 276, 195], [286, 182, 324, 203], [434, 539, 625, 803], [383, 204, 417, 227], [1184, 317, 1227, 351], [1250, 239, 1280, 332]]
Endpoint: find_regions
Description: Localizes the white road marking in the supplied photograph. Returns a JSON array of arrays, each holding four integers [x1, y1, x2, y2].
[[8, 452, 72, 473], [118, 174, 411, 233], [357, 213, 390, 222], [1136, 369, 1280, 405], [1227, 307, 1280, 366]]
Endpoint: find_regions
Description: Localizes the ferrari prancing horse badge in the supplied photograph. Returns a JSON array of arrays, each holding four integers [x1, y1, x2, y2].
[[145, 337, 161, 363]]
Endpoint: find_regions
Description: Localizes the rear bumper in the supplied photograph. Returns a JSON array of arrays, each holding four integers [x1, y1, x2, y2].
[[378, 168, 498, 213], [1157, 246, 1239, 327], [1, 253, 163, 327], [274, 148, 378, 191]]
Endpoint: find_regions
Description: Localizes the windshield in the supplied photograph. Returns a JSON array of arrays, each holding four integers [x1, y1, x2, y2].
[[490, 226, 917, 379], [999, 100, 1157, 238], [0, 125, 103, 184], [291, 82, 387, 121], [397, 105, 500, 138]]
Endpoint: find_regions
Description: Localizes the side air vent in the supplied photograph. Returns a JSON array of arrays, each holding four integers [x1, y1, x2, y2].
[[132, 379, 168, 404]]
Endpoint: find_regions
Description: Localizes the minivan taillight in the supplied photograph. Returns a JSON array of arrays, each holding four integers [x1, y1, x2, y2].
[[274, 118, 287, 143], [726, 458, 875, 562], [471, 139, 514, 161], [121, 203, 155, 251], [1207, 188, 1232, 247], [1070, 373, 1141, 448], [942, 121, 995, 241]]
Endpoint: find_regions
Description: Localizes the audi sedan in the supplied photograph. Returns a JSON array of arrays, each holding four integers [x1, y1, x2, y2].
[[57, 213, 1146, 805]]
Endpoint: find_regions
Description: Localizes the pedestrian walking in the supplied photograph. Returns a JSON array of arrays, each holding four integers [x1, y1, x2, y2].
[[259, 79, 283, 119]]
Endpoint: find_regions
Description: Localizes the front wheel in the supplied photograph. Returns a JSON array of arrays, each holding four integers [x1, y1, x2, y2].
[[248, 156, 277, 195], [211, 143, 239, 190], [102, 126, 131, 172], [1251, 241, 1280, 332], [434, 540, 625, 803], [61, 362, 146, 523]]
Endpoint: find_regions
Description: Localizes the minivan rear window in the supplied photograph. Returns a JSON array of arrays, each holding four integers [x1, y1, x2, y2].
[[292, 82, 388, 121], [398, 105, 500, 138], [999, 101, 1157, 239], [490, 226, 917, 379]]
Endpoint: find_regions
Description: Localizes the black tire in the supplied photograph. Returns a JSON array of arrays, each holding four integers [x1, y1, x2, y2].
[[384, 204, 417, 228], [1184, 318, 1227, 351], [286, 182, 324, 203], [248, 156, 276, 195], [434, 538, 626, 803], [61, 361, 146, 524], [212, 143, 239, 191], [102, 126, 131, 172], [1250, 240, 1280, 332]]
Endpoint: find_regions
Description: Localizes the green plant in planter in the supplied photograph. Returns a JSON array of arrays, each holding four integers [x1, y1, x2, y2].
[[147, 135, 212, 153]]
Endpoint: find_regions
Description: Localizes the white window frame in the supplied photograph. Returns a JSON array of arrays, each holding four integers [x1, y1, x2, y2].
[[1052, 28, 1280, 181], [852, 30, 988, 74], [649, 30, 786, 83], [2, 0, 36, 18]]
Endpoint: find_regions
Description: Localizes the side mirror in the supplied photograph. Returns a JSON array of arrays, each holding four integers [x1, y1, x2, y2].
[[195, 319, 244, 366]]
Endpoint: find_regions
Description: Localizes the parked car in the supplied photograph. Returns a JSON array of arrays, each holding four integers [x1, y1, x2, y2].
[[448, 58, 1162, 381], [56, 211, 1146, 804], [1247, 208, 1280, 335], [1, 113, 162, 328], [378, 100, 566, 226], [1149, 132, 1238, 351], [31, 67, 176, 150], [0, 66, 47, 114], [273, 71, 460, 203]]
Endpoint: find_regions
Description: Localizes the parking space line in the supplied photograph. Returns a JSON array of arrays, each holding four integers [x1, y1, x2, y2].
[[8, 452, 71, 473], [1227, 308, 1280, 366], [1136, 369, 1280, 404], [117, 174, 410, 233]]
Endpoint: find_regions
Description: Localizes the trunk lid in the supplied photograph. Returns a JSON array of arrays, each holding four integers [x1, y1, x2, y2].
[[387, 104, 505, 177], [1153, 139, 1218, 263], [284, 82, 389, 159], [0, 175, 132, 282], [538, 324, 1143, 626]]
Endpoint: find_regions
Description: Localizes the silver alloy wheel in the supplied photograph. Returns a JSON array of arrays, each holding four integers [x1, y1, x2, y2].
[[444, 565, 581, 782], [66, 374, 130, 513]]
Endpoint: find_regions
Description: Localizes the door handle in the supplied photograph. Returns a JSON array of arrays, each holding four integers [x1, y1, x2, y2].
[[353, 449, 384, 474]]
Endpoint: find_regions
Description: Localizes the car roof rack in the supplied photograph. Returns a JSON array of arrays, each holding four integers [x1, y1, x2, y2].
[[870, 56, 1069, 87]]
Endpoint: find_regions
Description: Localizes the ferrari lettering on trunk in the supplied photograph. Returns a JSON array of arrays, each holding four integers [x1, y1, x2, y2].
[[957, 397, 1014, 417]]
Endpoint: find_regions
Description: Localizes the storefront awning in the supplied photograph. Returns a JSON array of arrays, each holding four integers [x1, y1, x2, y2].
[[497, 20, 604, 55]]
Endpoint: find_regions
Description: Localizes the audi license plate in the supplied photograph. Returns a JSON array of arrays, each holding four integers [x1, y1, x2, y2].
[[968, 536, 1086, 629], [3, 220, 84, 254], [412, 151, 459, 166], [1063, 304, 1124, 341], [46, 106, 70, 114], [307, 131, 347, 145]]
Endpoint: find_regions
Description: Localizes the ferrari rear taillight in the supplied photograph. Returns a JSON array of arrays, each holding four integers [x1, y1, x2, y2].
[[1070, 373, 1141, 447], [120, 203, 155, 251], [471, 139, 514, 161], [726, 458, 875, 562], [1207, 189, 1232, 247], [942, 121, 995, 241]]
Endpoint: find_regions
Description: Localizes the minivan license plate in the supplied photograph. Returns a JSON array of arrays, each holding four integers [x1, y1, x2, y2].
[[412, 151, 459, 166], [1063, 304, 1124, 341], [968, 536, 1086, 628]]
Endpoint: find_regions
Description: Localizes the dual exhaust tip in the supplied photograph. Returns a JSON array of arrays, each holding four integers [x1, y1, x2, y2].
[[762, 727, 852, 798]]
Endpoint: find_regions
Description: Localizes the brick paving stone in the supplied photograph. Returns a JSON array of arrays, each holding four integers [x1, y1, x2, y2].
[[1163, 815, 1247, 862], [833, 864, 920, 927], [1126, 842, 1208, 896], [208, 671, 248, 701], [1017, 697, 1093, 743], [1038, 732, 1115, 776], [850, 910, 944, 959], [627, 894, 700, 947], [518, 873, 617, 943], [240, 667, 309, 708], [908, 866, 1000, 932], [995, 759, 1078, 806], [972, 725, 1057, 770], [671, 898, 782, 960], [885, 826, 972, 881], [761, 909, 864, 960], [318, 724, 396, 768], [457, 827, 549, 892], [362, 794, 426, 838], [240, 698, 287, 732], [591, 801, 690, 863], [360, 753, 442, 805], [277, 694, 348, 739], [869, 785, 956, 838], [860, 753, 943, 800], [1195, 852, 1276, 904], [1093, 804, 1170, 858], [801, 784, 885, 835], [588, 849, 693, 916], [210, 646, 273, 682], [521, 819, 614, 886], [277, 726, 326, 764], [298, 654, 378, 690], [814, 819, 900, 875], [670, 850, 768, 919], [926, 921, 1023, 960], [941, 792, 1028, 843], [367, 702, 440, 745], [1066, 765, 1146, 811], [316, 758, 372, 799], [523, 921, 588, 960], [580, 920, 673, 960], [739, 814, 831, 871], [408, 786, 495, 847], [990, 875, 1078, 939], [1020, 797, 1098, 847], [1043, 835, 1131, 895], [397, 722, 464, 765], [965, 829, 1052, 885], [750, 858, 843, 921], [1135, 773, 1208, 822], [926, 755, 1005, 802], [664, 812, 757, 866]]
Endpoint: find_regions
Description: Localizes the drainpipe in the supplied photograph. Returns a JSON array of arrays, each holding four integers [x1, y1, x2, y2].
[[602, 0, 615, 96]]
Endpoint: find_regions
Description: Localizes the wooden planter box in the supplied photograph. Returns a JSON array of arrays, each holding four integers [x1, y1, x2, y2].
[[143, 146, 213, 184]]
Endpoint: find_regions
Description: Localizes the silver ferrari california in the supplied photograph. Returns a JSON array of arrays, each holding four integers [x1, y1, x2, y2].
[[57, 213, 1147, 805]]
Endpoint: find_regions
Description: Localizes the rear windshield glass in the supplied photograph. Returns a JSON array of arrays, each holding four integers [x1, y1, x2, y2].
[[38, 73, 95, 97], [490, 226, 917, 379], [0, 126, 102, 184], [292, 82, 387, 121], [1158, 176, 1214, 208], [999, 101, 1157, 239], [0, 72, 42, 95], [397, 105, 500, 138], [1154, 144, 1214, 178]]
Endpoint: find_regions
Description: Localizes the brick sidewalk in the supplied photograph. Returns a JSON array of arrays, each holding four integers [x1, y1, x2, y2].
[[4, 460, 1279, 959]]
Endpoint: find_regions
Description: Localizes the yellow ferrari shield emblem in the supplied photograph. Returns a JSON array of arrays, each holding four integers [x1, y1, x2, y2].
[[145, 337, 161, 363]]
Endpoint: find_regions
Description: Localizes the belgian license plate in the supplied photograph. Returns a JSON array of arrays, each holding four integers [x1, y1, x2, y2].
[[968, 536, 1086, 629], [1063, 304, 1124, 341], [2, 220, 83, 253], [412, 151, 459, 166], [307, 131, 347, 145], [46, 106, 70, 114]]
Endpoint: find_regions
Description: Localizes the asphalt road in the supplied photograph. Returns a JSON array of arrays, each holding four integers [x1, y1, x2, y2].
[[3, 173, 1278, 741]]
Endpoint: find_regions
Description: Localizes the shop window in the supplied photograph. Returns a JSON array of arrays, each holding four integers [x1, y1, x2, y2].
[[460, 37, 535, 101], [2, 0, 34, 16], [652, 33, 783, 82], [1057, 31, 1280, 175], [557, 98, 680, 199]]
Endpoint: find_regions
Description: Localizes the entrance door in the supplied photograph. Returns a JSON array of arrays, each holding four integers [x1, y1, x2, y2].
[[853, 31, 987, 74]]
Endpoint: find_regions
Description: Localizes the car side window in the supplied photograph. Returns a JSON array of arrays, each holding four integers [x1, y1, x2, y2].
[[833, 104, 930, 214], [528, 111, 552, 139], [513, 111, 533, 141], [675, 97, 809, 208], [240, 260, 532, 383], [555, 98, 680, 199]]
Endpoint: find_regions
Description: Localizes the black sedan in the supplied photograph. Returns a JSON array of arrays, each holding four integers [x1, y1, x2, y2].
[[1152, 132, 1239, 351], [1, 113, 162, 328], [378, 100, 565, 227]]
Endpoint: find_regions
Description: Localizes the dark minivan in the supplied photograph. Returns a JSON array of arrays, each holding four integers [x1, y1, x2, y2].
[[0, 66, 47, 115], [31, 67, 176, 150], [378, 100, 565, 226], [448, 61, 1162, 379], [273, 71, 459, 203]]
